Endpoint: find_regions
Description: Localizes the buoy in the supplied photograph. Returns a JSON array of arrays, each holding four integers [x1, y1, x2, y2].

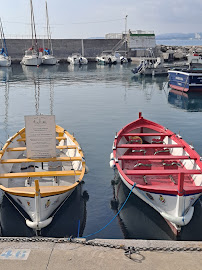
[[85, 165, 89, 174], [110, 152, 114, 160], [109, 160, 115, 169]]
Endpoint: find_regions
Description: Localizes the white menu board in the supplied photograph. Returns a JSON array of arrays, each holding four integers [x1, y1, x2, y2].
[[25, 115, 56, 158]]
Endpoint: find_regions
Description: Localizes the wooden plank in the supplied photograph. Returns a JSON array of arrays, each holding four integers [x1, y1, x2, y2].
[[0, 156, 82, 164], [116, 144, 183, 149], [122, 133, 171, 137], [6, 145, 77, 152], [118, 155, 195, 160], [0, 170, 82, 179], [124, 169, 201, 176], [17, 136, 67, 142]]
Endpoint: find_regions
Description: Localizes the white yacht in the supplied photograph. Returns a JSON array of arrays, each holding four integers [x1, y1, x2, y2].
[[96, 53, 117, 65], [21, 0, 42, 66], [67, 53, 88, 65], [0, 18, 11, 67], [42, 1, 57, 65]]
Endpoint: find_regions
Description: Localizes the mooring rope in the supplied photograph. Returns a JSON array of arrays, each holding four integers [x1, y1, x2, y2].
[[80, 182, 136, 239]]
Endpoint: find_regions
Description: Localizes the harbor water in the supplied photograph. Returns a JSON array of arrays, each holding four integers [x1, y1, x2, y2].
[[0, 63, 202, 240]]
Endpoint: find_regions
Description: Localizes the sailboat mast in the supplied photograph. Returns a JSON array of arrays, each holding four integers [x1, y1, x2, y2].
[[0, 18, 8, 56], [30, 0, 34, 48], [30, 0, 38, 52], [45, 0, 53, 55], [0, 18, 4, 49], [81, 39, 84, 56]]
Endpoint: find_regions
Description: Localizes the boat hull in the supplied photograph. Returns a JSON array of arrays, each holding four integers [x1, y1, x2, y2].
[[42, 55, 57, 65], [21, 56, 42, 66], [0, 56, 11, 67], [118, 171, 197, 228], [9, 188, 75, 230], [111, 113, 202, 231], [168, 70, 202, 92]]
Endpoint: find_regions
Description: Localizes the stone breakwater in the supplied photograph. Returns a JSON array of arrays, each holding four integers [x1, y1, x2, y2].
[[157, 45, 202, 60]]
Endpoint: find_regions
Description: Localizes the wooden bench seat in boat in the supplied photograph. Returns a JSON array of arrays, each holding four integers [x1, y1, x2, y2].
[[17, 136, 67, 142], [124, 169, 201, 175], [0, 156, 82, 164], [116, 144, 184, 149], [118, 155, 196, 160], [6, 145, 78, 152], [0, 170, 82, 179], [122, 133, 172, 137]]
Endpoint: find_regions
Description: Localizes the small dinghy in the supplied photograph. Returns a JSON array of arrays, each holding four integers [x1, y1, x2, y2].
[[110, 113, 202, 232], [0, 116, 87, 231]]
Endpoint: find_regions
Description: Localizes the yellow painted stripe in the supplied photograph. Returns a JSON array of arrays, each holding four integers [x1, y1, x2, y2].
[[17, 136, 67, 142], [0, 170, 82, 179], [0, 184, 78, 198], [6, 145, 77, 152], [0, 156, 82, 164], [35, 179, 40, 196]]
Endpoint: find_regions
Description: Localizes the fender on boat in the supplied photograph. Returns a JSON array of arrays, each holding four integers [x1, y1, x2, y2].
[[160, 207, 194, 226], [85, 165, 89, 174], [26, 217, 53, 229], [110, 160, 116, 169]]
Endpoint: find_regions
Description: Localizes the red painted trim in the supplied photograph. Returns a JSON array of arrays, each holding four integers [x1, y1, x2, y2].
[[117, 144, 183, 148], [122, 133, 172, 136], [124, 169, 201, 175], [169, 84, 189, 92], [178, 173, 184, 196], [119, 155, 195, 160]]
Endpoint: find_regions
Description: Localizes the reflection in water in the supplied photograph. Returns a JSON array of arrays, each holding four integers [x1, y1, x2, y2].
[[168, 89, 202, 111], [111, 175, 176, 240], [130, 75, 168, 100], [0, 184, 88, 237], [0, 67, 11, 139], [111, 175, 202, 240], [22, 65, 56, 115]]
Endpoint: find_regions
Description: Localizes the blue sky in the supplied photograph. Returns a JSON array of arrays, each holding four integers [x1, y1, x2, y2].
[[1, 0, 202, 38]]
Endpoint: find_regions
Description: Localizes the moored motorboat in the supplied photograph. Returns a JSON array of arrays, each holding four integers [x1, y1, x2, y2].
[[0, 115, 87, 231], [168, 69, 202, 92], [110, 112, 202, 232], [132, 57, 168, 76], [96, 53, 117, 65], [67, 53, 88, 65]]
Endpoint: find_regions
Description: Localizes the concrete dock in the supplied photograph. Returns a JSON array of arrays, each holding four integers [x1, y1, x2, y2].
[[0, 238, 201, 270]]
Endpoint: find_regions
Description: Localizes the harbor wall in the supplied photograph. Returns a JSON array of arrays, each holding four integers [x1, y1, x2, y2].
[[5, 39, 126, 60]]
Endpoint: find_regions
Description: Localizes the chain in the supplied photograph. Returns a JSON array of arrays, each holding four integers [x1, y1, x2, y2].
[[0, 237, 201, 252]]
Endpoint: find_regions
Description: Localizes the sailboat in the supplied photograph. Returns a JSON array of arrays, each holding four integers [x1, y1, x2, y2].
[[42, 0, 57, 65], [0, 18, 11, 67], [21, 0, 42, 66]]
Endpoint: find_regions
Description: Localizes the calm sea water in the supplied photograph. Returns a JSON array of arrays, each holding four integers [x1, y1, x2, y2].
[[0, 63, 202, 240], [156, 39, 202, 46]]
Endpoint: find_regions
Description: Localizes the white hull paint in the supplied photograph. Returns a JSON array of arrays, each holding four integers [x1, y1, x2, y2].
[[67, 55, 88, 65], [21, 56, 42, 66], [0, 56, 11, 67], [9, 187, 75, 229], [42, 55, 57, 65], [119, 172, 198, 227]]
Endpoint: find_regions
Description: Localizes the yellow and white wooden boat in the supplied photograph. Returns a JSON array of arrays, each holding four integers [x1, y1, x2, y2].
[[0, 125, 86, 230]]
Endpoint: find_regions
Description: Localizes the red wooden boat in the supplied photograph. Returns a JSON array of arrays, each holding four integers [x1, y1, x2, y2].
[[110, 113, 202, 232]]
